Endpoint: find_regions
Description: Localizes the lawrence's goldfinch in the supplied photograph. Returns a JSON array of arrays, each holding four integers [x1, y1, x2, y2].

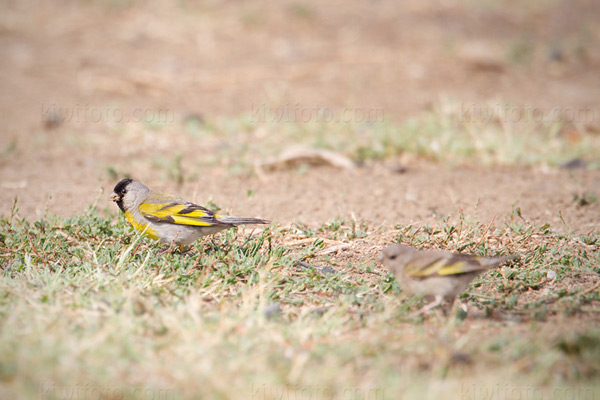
[[111, 179, 269, 246], [381, 243, 518, 315]]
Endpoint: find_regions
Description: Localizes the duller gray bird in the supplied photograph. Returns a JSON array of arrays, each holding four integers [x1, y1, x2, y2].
[[381, 243, 518, 316]]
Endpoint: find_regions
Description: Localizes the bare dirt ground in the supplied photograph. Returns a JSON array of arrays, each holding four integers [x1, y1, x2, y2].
[[1, 0, 599, 231]]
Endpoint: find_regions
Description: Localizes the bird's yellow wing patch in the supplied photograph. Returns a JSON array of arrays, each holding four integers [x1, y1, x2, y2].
[[436, 260, 472, 276], [407, 259, 472, 277], [139, 201, 224, 227]]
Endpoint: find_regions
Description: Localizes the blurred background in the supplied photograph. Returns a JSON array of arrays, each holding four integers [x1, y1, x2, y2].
[[1, 0, 599, 226]]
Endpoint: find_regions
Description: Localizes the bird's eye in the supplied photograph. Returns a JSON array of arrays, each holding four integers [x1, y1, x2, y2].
[[121, 188, 127, 194], [389, 254, 397, 260]]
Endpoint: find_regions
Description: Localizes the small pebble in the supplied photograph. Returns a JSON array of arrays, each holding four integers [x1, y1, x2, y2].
[[263, 303, 282, 320]]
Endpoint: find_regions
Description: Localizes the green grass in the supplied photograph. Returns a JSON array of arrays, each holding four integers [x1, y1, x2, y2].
[[67, 96, 600, 184], [251, 99, 599, 167], [1, 205, 599, 399], [121, 98, 600, 182]]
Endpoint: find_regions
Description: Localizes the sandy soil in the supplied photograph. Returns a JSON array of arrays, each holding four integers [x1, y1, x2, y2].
[[1, 0, 599, 231]]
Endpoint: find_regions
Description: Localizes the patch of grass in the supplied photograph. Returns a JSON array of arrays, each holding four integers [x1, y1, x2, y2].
[[0, 209, 599, 398], [287, 3, 315, 20], [573, 192, 598, 207], [152, 153, 185, 185], [234, 98, 599, 167], [72, 98, 600, 182], [507, 37, 536, 66], [186, 100, 600, 171], [0, 139, 17, 162]]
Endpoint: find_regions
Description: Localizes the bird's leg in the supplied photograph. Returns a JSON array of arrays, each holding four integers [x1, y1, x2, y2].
[[158, 233, 181, 255], [409, 295, 444, 317]]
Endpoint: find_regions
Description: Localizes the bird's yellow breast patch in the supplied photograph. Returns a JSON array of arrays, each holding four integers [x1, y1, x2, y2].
[[124, 210, 159, 240]]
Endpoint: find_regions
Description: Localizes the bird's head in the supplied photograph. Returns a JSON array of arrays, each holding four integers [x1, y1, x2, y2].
[[111, 178, 149, 212], [380, 243, 416, 272]]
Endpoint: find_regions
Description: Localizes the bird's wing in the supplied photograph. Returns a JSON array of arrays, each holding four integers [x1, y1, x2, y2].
[[404, 252, 489, 278], [138, 193, 230, 227]]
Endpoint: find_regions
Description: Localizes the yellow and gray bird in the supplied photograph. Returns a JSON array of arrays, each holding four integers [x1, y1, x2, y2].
[[380, 243, 518, 315], [111, 179, 269, 247]]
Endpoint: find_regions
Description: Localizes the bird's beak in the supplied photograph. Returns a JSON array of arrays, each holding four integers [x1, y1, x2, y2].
[[110, 192, 119, 202]]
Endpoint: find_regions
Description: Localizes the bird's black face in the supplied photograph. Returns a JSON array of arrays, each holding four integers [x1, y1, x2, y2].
[[111, 178, 133, 212]]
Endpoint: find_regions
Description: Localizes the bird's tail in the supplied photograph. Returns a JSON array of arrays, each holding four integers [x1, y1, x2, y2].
[[480, 254, 520, 268], [217, 216, 270, 226]]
